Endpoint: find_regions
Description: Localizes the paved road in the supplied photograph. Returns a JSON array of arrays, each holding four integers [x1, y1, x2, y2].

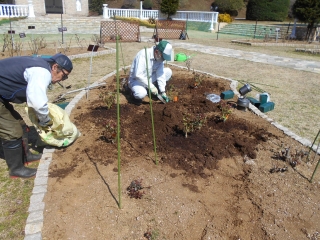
[[169, 41, 320, 74]]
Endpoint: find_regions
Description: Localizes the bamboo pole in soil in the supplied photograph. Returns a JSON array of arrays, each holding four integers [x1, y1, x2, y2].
[[307, 129, 320, 162], [144, 47, 158, 165], [310, 141, 320, 183], [116, 36, 122, 209]]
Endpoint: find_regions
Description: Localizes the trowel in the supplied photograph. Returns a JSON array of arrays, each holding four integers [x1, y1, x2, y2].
[[156, 94, 167, 104]]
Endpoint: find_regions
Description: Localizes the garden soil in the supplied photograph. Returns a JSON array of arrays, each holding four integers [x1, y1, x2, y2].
[[40, 67, 320, 240]]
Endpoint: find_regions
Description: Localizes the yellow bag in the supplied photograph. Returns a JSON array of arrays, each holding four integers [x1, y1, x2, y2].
[[26, 103, 80, 147]]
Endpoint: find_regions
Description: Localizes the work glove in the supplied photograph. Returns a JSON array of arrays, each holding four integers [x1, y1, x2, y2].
[[161, 92, 170, 102], [150, 85, 158, 95], [38, 115, 53, 128]]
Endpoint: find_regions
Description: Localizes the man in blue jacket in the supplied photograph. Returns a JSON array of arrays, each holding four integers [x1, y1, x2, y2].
[[0, 53, 73, 178]]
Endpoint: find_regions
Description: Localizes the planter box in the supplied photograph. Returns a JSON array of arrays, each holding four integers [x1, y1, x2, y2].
[[247, 97, 260, 108], [259, 102, 275, 113], [259, 93, 269, 104], [220, 90, 234, 100]]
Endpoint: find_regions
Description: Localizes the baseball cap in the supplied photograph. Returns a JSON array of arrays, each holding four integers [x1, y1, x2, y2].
[[50, 53, 73, 72], [156, 40, 172, 61]]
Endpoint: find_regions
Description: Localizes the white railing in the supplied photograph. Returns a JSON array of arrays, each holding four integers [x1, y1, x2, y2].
[[104, 5, 219, 31], [0, 4, 29, 17]]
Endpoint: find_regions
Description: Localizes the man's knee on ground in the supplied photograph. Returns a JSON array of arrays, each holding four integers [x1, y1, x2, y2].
[[133, 90, 147, 100], [164, 68, 172, 81]]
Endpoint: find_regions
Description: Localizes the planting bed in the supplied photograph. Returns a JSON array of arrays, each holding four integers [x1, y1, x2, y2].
[[42, 67, 320, 239]]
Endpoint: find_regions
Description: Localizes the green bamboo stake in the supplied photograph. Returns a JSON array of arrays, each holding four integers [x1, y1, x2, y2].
[[309, 141, 320, 183], [144, 47, 158, 165], [307, 129, 320, 162], [116, 35, 122, 209], [112, 13, 127, 74]]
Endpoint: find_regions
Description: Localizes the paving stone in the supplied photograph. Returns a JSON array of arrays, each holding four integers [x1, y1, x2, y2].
[[24, 232, 42, 240], [34, 176, 48, 186], [26, 211, 44, 223], [32, 185, 47, 194], [25, 222, 43, 235]]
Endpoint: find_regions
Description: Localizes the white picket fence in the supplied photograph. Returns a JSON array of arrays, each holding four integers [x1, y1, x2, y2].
[[103, 5, 219, 31], [0, 4, 29, 17], [0, 3, 219, 31]]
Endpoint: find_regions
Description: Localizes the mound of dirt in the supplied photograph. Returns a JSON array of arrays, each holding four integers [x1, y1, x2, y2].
[[42, 66, 320, 240]]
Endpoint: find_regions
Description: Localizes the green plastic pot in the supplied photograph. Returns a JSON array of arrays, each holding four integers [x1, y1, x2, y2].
[[175, 53, 188, 62], [56, 102, 69, 109]]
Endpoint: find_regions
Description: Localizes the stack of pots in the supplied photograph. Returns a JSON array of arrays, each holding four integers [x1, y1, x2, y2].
[[237, 84, 252, 111]]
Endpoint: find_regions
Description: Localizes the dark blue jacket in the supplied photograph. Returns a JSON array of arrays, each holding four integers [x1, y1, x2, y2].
[[0, 56, 51, 103]]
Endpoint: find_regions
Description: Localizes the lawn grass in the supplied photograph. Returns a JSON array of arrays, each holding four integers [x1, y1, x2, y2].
[[0, 162, 38, 240]]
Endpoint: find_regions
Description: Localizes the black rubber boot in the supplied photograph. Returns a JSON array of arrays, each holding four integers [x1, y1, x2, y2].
[[130, 92, 142, 106], [22, 125, 42, 165], [2, 138, 37, 179]]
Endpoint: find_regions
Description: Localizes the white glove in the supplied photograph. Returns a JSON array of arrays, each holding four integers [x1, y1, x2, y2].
[[150, 85, 158, 95]]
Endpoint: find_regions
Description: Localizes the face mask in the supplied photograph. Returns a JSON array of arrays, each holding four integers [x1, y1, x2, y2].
[[154, 50, 164, 62]]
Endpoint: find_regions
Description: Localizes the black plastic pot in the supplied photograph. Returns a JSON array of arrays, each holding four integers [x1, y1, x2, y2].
[[239, 84, 252, 96], [237, 97, 250, 111]]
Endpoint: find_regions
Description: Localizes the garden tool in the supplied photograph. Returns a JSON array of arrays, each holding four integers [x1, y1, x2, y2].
[[156, 93, 167, 104], [53, 82, 106, 103]]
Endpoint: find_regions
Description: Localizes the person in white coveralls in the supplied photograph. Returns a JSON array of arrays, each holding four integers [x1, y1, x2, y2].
[[128, 40, 173, 105]]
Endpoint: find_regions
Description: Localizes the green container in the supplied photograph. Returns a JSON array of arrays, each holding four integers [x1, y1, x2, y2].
[[220, 90, 234, 100], [32, 54, 52, 59], [259, 93, 269, 104], [259, 102, 275, 113], [175, 53, 188, 62], [247, 97, 260, 108], [56, 102, 69, 109]]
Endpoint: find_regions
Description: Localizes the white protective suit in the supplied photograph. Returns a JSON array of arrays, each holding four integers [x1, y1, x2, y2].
[[128, 46, 172, 99]]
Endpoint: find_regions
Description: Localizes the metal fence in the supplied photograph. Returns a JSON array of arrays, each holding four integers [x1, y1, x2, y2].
[[100, 21, 140, 43]]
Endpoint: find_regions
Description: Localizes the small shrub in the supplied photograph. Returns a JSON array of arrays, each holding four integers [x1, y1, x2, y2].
[[74, 34, 86, 49], [28, 36, 47, 55], [192, 71, 205, 88], [218, 100, 233, 122], [144, 228, 160, 240], [183, 112, 194, 138], [148, 17, 156, 25], [91, 34, 101, 45], [218, 14, 233, 23], [183, 112, 207, 138], [102, 119, 117, 143], [99, 91, 116, 109], [114, 16, 155, 28], [127, 179, 145, 199]]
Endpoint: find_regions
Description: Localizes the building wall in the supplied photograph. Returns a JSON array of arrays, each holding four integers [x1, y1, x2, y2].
[[15, 0, 89, 16]]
